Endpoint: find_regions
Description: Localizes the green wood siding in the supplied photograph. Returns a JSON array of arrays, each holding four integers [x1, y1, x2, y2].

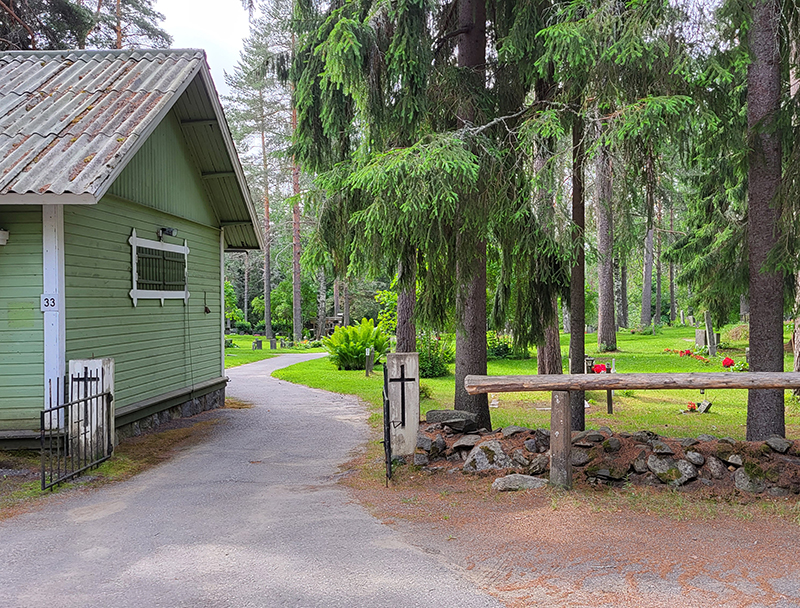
[[64, 195, 222, 411], [108, 111, 218, 227], [0, 207, 43, 431]]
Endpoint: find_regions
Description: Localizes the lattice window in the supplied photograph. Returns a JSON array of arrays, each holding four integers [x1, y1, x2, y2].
[[128, 229, 190, 306]]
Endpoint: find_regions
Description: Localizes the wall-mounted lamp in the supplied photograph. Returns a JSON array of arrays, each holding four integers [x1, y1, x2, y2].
[[157, 227, 178, 241], [0, 229, 8, 246]]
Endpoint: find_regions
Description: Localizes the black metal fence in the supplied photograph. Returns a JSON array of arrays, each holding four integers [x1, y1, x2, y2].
[[40, 368, 114, 490]]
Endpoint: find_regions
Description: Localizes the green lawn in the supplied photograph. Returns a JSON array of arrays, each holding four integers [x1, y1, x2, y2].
[[273, 324, 800, 440], [224, 334, 325, 368]]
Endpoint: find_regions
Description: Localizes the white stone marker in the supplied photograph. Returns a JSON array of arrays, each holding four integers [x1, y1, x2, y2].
[[386, 352, 419, 458]]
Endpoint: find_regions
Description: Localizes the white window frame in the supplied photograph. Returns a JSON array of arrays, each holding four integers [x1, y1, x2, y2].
[[128, 228, 190, 306]]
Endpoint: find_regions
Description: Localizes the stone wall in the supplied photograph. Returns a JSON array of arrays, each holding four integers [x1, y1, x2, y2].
[[115, 387, 225, 441], [416, 411, 800, 496]]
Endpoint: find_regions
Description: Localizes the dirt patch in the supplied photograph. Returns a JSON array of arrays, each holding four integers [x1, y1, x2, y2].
[[343, 433, 800, 607]]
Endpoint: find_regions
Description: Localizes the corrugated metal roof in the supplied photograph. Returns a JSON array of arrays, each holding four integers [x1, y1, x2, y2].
[[0, 49, 262, 250]]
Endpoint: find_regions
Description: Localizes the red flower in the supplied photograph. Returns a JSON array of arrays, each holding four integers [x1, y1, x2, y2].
[[679, 350, 686, 357], [687, 402, 697, 411], [593, 364, 607, 374], [722, 357, 735, 368]]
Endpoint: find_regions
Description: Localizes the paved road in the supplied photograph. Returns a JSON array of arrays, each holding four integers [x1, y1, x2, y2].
[[0, 354, 502, 608]]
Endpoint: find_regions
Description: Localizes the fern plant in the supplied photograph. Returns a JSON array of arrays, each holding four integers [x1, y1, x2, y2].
[[323, 318, 391, 370]]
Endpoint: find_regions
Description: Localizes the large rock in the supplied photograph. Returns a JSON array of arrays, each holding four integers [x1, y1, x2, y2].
[[511, 449, 530, 468], [527, 454, 549, 475], [632, 449, 649, 474], [492, 474, 548, 492], [571, 447, 593, 467], [651, 440, 675, 456], [671, 460, 699, 487], [431, 434, 446, 459], [446, 418, 478, 433], [685, 451, 705, 467], [734, 467, 766, 494], [706, 455, 727, 479], [417, 434, 432, 452], [452, 434, 481, 450], [603, 437, 622, 452], [502, 425, 529, 438], [523, 438, 539, 453], [647, 455, 681, 483], [766, 436, 793, 454], [463, 440, 513, 473], [426, 410, 478, 424]]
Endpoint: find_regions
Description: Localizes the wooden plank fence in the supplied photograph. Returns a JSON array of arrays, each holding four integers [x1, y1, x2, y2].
[[464, 372, 800, 489]]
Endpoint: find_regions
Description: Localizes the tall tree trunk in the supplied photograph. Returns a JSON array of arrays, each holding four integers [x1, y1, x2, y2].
[[669, 206, 676, 324], [342, 281, 350, 327], [641, 154, 655, 327], [454, 0, 489, 430], [621, 263, 628, 328], [595, 140, 615, 351], [115, 0, 122, 48], [538, 296, 563, 374], [316, 268, 326, 340], [291, 33, 302, 343], [259, 91, 273, 339], [656, 200, 662, 325], [395, 255, 417, 353], [747, 0, 784, 440], [641, 227, 654, 327], [569, 113, 586, 431], [333, 280, 340, 317]]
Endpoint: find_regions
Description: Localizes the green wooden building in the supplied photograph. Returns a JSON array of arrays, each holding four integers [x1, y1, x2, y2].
[[0, 49, 262, 445]]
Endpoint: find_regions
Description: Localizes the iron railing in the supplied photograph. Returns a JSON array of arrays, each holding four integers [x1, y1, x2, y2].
[[40, 368, 114, 490]]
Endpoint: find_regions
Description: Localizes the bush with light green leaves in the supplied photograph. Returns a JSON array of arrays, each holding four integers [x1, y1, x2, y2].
[[323, 318, 391, 370]]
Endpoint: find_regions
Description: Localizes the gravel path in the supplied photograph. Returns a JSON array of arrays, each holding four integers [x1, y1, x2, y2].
[[0, 354, 501, 608]]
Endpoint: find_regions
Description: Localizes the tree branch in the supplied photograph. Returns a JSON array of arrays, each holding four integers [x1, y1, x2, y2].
[[0, 0, 37, 49]]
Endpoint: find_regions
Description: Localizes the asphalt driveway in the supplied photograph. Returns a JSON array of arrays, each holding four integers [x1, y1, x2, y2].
[[0, 354, 501, 607]]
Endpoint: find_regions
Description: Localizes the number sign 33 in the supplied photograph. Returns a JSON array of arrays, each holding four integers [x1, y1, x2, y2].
[[40, 294, 59, 312]]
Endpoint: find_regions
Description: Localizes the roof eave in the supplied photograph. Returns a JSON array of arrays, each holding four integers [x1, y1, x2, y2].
[[0, 193, 97, 205], [196, 65, 265, 251]]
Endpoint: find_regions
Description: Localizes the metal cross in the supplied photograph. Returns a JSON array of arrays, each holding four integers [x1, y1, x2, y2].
[[389, 364, 416, 427]]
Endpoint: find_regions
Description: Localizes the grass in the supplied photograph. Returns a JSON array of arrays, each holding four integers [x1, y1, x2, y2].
[[224, 334, 325, 368], [273, 323, 800, 440]]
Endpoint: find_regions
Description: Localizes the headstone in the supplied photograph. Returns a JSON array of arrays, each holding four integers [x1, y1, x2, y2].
[[688, 315, 695, 326], [680, 310, 685, 325], [695, 329, 706, 349], [270, 339, 277, 350], [386, 352, 420, 458], [704, 311, 716, 356], [365, 347, 375, 377], [252, 339, 262, 350], [280, 339, 286, 348]]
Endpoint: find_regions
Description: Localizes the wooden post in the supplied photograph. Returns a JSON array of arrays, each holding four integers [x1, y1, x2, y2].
[[550, 390, 572, 489]]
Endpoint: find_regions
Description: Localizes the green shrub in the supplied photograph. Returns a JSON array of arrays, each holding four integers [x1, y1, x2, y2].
[[417, 332, 454, 378], [253, 321, 266, 334], [235, 321, 253, 334], [323, 318, 391, 370], [487, 332, 514, 360]]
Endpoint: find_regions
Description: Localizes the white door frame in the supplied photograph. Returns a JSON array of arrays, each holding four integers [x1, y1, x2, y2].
[[42, 205, 66, 407]]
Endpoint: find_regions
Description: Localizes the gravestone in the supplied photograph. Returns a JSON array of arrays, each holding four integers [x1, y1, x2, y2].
[[280, 339, 286, 348], [270, 339, 277, 350], [688, 315, 695, 326], [365, 347, 375, 377], [252, 339, 262, 350], [386, 352, 419, 458], [695, 329, 706, 349], [680, 310, 685, 325], [704, 311, 716, 357]]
